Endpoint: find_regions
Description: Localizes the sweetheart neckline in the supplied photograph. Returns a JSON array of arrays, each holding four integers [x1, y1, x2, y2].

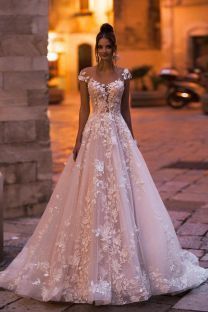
[[89, 78, 123, 86]]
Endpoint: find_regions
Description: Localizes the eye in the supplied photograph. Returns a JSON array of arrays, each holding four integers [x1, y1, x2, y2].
[[98, 45, 103, 49], [106, 45, 112, 49]]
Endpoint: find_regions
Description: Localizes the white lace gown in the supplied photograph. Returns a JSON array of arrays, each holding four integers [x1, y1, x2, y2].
[[0, 68, 207, 305]]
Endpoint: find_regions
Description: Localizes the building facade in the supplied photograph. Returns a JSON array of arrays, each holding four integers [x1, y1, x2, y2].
[[49, 0, 208, 92], [114, 0, 162, 72], [161, 0, 208, 71], [49, 0, 113, 92]]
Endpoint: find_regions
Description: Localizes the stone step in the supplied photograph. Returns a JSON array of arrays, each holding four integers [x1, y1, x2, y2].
[[172, 282, 208, 311]]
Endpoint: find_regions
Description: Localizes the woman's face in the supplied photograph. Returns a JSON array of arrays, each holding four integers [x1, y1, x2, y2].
[[97, 37, 113, 61]]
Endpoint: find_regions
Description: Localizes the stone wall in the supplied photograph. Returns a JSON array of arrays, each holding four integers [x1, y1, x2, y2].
[[114, 0, 163, 72], [0, 0, 52, 218], [114, 0, 161, 50]]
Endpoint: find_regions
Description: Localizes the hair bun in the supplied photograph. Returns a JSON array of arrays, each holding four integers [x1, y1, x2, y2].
[[100, 23, 114, 34]]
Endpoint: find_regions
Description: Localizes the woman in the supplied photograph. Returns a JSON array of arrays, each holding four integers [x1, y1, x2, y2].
[[0, 23, 207, 306]]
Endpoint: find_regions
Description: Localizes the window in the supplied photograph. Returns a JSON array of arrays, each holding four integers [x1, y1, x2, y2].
[[191, 35, 208, 68]]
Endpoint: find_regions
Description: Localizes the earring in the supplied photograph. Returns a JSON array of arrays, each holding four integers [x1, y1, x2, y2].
[[96, 54, 100, 63], [112, 53, 119, 64]]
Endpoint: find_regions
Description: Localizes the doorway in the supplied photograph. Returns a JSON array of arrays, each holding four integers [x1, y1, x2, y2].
[[78, 43, 92, 74], [191, 35, 208, 68]]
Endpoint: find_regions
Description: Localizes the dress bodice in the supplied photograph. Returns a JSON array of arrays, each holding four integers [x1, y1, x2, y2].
[[78, 68, 132, 115]]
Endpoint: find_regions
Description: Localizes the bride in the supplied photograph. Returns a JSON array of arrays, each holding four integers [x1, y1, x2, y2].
[[0, 23, 207, 306]]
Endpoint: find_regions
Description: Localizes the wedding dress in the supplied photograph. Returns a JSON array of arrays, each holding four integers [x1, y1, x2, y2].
[[0, 68, 207, 305]]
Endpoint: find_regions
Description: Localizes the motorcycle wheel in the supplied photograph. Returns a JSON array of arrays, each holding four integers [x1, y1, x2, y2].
[[167, 92, 187, 109]]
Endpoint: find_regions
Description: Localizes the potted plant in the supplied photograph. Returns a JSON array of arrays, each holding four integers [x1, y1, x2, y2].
[[131, 65, 152, 91], [130, 65, 166, 108]]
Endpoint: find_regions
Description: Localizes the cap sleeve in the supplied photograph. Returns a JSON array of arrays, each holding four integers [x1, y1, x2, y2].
[[78, 69, 90, 83], [122, 68, 132, 80]]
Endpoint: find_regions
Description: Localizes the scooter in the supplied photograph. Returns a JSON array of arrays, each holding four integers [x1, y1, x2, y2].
[[159, 68, 206, 109]]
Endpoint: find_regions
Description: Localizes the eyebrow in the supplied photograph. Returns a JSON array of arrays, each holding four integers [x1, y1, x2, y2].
[[98, 44, 112, 47]]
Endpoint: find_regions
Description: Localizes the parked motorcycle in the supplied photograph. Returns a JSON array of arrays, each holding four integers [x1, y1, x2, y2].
[[159, 68, 206, 109]]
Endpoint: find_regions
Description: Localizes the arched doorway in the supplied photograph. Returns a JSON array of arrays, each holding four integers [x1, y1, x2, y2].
[[78, 43, 92, 75]]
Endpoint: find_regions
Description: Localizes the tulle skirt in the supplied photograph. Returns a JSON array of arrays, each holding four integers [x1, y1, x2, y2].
[[0, 112, 207, 305]]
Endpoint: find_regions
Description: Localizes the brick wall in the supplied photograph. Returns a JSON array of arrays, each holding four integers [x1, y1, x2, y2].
[[0, 0, 52, 218]]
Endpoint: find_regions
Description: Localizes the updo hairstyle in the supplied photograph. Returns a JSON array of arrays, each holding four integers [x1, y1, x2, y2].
[[95, 23, 117, 62]]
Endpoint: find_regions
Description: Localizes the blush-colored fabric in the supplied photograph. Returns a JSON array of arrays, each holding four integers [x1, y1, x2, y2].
[[0, 68, 207, 305]]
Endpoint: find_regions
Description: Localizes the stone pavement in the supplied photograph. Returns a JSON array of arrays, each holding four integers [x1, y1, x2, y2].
[[0, 95, 208, 311]]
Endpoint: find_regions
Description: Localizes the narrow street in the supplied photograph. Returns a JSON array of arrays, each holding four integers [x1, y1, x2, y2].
[[0, 96, 208, 311]]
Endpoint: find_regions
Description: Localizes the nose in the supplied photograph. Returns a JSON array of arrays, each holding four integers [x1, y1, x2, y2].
[[101, 46, 107, 53]]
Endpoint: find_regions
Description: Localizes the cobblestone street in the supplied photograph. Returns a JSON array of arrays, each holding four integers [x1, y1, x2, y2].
[[0, 96, 208, 311]]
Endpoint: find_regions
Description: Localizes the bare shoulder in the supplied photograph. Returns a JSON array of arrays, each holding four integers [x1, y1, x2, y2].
[[116, 66, 130, 73], [118, 67, 132, 81], [116, 66, 125, 74], [81, 66, 96, 75]]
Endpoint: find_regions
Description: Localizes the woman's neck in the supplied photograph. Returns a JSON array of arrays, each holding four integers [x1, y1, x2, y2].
[[97, 60, 115, 72]]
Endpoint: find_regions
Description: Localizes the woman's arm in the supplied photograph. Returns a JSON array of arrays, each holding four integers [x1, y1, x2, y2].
[[73, 79, 90, 161], [75, 80, 90, 144], [120, 79, 135, 139]]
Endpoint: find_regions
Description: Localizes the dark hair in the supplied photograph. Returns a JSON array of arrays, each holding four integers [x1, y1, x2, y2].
[[95, 23, 117, 61]]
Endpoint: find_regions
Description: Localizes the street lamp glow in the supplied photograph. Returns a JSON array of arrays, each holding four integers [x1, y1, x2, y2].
[[47, 52, 58, 61]]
